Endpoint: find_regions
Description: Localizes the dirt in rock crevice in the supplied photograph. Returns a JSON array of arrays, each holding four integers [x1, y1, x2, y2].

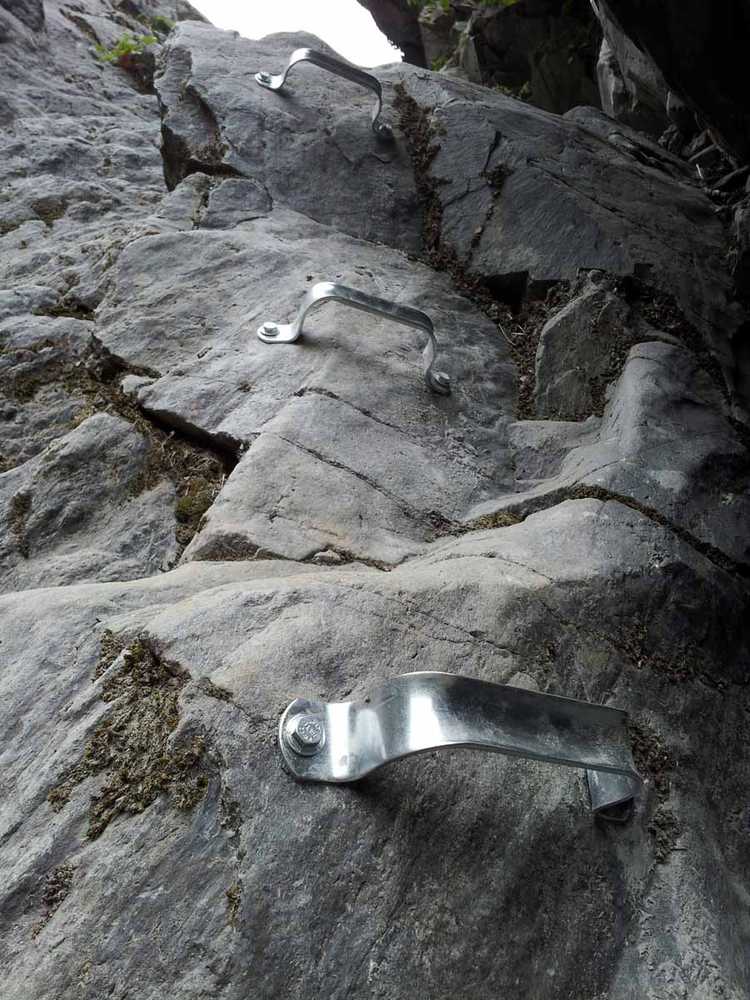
[[49, 635, 210, 838], [392, 84, 743, 424], [5, 338, 234, 551], [393, 83, 574, 418]]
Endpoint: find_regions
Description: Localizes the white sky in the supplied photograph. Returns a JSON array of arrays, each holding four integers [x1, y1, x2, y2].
[[190, 1, 403, 67]]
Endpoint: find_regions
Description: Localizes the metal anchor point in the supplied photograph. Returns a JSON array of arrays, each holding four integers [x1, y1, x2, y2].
[[256, 281, 452, 395], [254, 47, 393, 139], [278, 673, 642, 823], [284, 713, 326, 756]]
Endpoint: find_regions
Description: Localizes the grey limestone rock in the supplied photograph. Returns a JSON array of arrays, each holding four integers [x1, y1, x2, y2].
[[509, 415, 601, 482], [0, 313, 95, 470], [155, 23, 421, 251], [533, 273, 678, 420], [0, 413, 178, 592], [154, 24, 743, 392], [401, 70, 738, 363], [1, 5, 749, 999], [472, 340, 750, 569], [95, 205, 516, 565], [1, 500, 748, 998]]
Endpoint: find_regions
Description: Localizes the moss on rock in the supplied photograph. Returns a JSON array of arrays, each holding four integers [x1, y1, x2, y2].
[[49, 637, 209, 838]]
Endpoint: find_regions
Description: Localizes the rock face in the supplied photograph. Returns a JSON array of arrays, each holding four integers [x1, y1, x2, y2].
[[459, 0, 601, 115], [1, 3, 749, 999], [356, 0, 426, 66], [593, 11, 669, 136], [369, 0, 601, 116], [595, 0, 750, 160]]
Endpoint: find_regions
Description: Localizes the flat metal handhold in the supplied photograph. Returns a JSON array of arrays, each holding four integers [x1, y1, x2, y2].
[[257, 281, 452, 395], [254, 47, 393, 139], [279, 672, 641, 822]]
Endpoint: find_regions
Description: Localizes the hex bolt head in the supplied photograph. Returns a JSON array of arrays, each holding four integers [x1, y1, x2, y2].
[[285, 714, 325, 756], [430, 370, 452, 394], [256, 71, 271, 84], [260, 321, 279, 337]]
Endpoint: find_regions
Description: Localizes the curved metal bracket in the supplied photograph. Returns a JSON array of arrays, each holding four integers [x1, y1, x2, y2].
[[279, 672, 641, 822], [255, 47, 392, 139], [257, 281, 452, 395]]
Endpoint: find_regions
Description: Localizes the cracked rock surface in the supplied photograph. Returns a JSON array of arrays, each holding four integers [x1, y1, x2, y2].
[[1, 3, 749, 999]]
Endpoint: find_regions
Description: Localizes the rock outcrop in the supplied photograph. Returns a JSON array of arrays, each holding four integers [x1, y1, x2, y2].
[[595, 0, 750, 161], [1, 2, 748, 999], [356, 0, 426, 66]]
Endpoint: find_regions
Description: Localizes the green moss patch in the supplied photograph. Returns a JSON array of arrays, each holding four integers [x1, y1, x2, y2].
[[49, 637, 209, 839]]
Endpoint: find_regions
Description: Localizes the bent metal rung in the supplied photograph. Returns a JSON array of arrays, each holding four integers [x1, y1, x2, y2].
[[254, 47, 392, 138], [256, 281, 452, 395], [278, 672, 641, 823]]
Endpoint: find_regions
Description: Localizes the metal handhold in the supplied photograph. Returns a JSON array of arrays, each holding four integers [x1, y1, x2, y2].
[[254, 47, 393, 139], [257, 281, 452, 395], [279, 672, 641, 822]]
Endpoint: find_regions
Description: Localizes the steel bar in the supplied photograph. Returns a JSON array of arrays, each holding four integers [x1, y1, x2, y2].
[[257, 281, 452, 395], [279, 672, 641, 821], [255, 47, 392, 138]]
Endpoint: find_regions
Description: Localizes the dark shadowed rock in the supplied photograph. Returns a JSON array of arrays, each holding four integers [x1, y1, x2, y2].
[[0, 0, 45, 33], [595, 0, 750, 159], [356, 0, 426, 66], [460, 0, 601, 114], [592, 7, 668, 136]]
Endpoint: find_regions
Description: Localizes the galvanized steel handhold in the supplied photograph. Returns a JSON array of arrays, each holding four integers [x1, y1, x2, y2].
[[279, 672, 641, 822], [257, 281, 452, 395], [255, 47, 392, 138]]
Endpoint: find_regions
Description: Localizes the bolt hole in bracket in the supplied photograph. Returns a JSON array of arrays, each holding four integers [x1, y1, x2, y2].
[[279, 673, 641, 823], [257, 281, 452, 395], [254, 47, 393, 139]]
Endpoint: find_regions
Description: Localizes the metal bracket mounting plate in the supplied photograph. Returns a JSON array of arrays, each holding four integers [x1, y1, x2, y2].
[[279, 672, 641, 821], [255, 47, 392, 138], [257, 281, 452, 395]]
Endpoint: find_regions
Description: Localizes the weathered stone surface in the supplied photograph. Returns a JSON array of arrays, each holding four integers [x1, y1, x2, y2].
[[154, 25, 742, 393], [1, 500, 749, 998], [401, 71, 737, 350], [0, 313, 94, 470], [95, 205, 516, 564], [0, 0, 45, 36], [156, 24, 421, 250], [471, 340, 750, 569], [0, 413, 178, 591], [509, 414, 601, 482], [534, 272, 677, 420], [1, 4, 749, 998]]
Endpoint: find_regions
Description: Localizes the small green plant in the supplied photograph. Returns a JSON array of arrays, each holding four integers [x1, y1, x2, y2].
[[409, 0, 521, 9], [409, 0, 451, 10], [149, 14, 175, 36], [94, 32, 157, 64]]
